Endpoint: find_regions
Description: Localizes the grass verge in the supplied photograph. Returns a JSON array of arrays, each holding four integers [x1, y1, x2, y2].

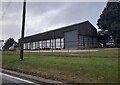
[[2, 49, 119, 83]]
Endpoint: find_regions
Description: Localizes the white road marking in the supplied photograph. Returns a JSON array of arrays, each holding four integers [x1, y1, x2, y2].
[[0, 72, 34, 84]]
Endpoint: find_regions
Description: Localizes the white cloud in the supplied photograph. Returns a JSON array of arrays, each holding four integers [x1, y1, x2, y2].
[[1, 2, 106, 42]]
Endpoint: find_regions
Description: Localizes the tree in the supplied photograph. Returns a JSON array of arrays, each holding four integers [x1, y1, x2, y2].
[[2, 38, 16, 51], [97, 31, 111, 47], [97, 1, 120, 47]]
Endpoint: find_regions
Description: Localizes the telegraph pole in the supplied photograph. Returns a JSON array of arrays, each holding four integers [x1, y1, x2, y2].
[[20, 0, 26, 61]]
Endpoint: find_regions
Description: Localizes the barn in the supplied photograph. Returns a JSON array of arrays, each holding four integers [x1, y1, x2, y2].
[[19, 21, 98, 50]]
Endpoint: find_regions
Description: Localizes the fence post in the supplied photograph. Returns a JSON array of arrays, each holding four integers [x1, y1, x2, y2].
[[39, 47, 40, 54]]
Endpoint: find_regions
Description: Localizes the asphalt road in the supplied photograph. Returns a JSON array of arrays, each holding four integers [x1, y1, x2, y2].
[[0, 72, 35, 85]]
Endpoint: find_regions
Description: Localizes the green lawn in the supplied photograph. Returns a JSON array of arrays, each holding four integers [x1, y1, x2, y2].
[[2, 49, 119, 83], [68, 49, 119, 58]]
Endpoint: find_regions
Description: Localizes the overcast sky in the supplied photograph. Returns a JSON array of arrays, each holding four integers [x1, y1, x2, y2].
[[1, 2, 107, 42]]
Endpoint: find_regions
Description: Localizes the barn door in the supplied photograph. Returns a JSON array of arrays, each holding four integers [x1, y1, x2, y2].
[[64, 30, 78, 49]]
